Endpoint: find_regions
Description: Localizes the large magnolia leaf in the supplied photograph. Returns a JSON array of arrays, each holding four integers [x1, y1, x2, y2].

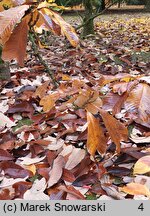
[[87, 111, 107, 157], [133, 155, 150, 175], [40, 8, 79, 47], [0, 5, 29, 45], [99, 108, 128, 153], [124, 83, 150, 128], [2, 15, 29, 66]]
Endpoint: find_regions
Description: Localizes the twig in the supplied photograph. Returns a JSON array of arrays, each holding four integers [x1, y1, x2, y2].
[[29, 30, 59, 88]]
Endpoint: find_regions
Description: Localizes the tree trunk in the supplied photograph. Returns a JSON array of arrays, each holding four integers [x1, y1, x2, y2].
[[118, 0, 121, 8], [145, 0, 150, 11], [82, 0, 94, 37], [101, 0, 106, 10]]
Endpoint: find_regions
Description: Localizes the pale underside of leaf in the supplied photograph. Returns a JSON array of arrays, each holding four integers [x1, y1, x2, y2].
[[0, 5, 29, 45], [48, 155, 65, 188]]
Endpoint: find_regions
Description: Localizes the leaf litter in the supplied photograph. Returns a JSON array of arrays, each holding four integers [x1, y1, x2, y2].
[[0, 13, 150, 200]]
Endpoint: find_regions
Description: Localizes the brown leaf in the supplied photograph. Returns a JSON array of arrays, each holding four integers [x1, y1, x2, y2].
[[34, 81, 49, 99], [40, 8, 79, 47], [87, 111, 107, 156], [2, 15, 29, 66], [13, 181, 32, 199], [40, 93, 59, 112], [58, 185, 85, 200], [99, 109, 128, 153], [48, 155, 65, 188], [0, 149, 14, 161], [62, 169, 76, 182], [120, 183, 150, 198], [0, 188, 14, 200], [74, 90, 102, 115], [107, 166, 131, 177], [38, 11, 61, 36], [0, 161, 30, 178], [73, 172, 98, 187], [0, 5, 29, 45], [112, 80, 138, 115], [124, 83, 150, 128], [7, 101, 34, 114]]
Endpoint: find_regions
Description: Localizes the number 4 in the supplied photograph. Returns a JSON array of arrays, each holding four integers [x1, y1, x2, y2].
[[138, 203, 144, 211]]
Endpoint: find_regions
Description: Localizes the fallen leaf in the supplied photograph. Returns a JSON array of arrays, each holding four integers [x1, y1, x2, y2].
[[58, 185, 85, 200], [124, 83, 150, 128], [120, 183, 150, 198], [0, 112, 16, 128], [133, 155, 150, 175], [65, 148, 86, 170], [18, 154, 46, 165], [48, 155, 65, 188], [23, 178, 49, 200], [99, 108, 128, 153], [87, 111, 107, 156], [0, 149, 14, 161]]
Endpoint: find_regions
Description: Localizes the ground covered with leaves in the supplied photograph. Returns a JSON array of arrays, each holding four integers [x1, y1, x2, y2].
[[0, 13, 150, 200]]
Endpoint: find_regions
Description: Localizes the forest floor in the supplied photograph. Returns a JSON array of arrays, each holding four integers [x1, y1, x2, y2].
[[0, 11, 150, 200]]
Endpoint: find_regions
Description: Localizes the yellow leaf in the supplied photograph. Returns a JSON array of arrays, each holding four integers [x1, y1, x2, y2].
[[2, 15, 29, 66], [34, 81, 49, 99], [133, 155, 150, 175], [0, 5, 29, 45], [120, 183, 150, 198], [99, 108, 128, 153], [39, 93, 59, 112], [87, 111, 107, 157], [0, 0, 14, 11], [25, 164, 36, 175]]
